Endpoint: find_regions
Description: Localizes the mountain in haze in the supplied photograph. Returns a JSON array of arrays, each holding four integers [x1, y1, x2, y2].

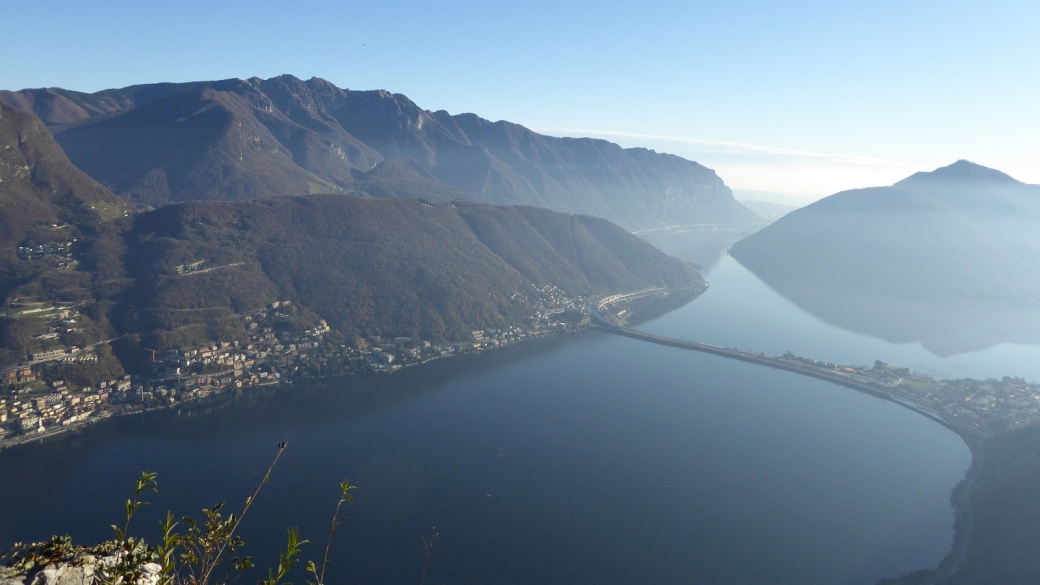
[[0, 75, 758, 230], [732, 188, 806, 207], [729, 161, 1040, 355]]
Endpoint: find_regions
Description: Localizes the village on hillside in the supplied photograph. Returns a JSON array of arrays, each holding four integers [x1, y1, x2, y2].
[[0, 285, 590, 449]]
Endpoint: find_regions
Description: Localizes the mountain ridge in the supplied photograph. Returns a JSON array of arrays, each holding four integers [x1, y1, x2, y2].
[[1, 75, 758, 229]]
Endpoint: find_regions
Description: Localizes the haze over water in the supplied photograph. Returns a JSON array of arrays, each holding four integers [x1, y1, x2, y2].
[[0, 263, 975, 584], [647, 254, 1040, 383]]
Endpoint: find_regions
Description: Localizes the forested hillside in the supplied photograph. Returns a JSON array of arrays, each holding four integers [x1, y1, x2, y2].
[[112, 196, 702, 349], [0, 102, 132, 366]]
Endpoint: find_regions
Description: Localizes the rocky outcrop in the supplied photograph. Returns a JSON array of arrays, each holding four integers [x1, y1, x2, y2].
[[0, 556, 160, 585]]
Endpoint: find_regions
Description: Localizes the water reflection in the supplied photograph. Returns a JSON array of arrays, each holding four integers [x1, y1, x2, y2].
[[640, 229, 1040, 358], [736, 272, 1040, 357]]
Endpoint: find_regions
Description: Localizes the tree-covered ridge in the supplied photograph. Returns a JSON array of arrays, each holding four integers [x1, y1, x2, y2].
[[114, 196, 703, 347], [0, 102, 133, 366]]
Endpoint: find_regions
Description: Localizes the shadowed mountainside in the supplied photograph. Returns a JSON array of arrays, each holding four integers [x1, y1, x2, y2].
[[0, 102, 134, 366], [1, 75, 757, 230], [0, 102, 129, 256], [729, 161, 1040, 355], [114, 196, 704, 347]]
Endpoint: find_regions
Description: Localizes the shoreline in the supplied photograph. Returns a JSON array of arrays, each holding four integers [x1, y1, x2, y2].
[[593, 288, 992, 583], [1, 287, 995, 583], [0, 323, 588, 453]]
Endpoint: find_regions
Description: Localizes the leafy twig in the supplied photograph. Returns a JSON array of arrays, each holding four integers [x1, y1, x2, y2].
[[262, 528, 307, 585], [113, 470, 158, 544], [306, 479, 355, 585], [196, 442, 287, 585], [419, 530, 438, 585]]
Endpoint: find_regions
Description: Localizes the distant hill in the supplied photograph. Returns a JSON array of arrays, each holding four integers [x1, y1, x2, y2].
[[0, 101, 132, 298], [734, 200, 798, 223], [729, 161, 1040, 355], [732, 188, 807, 207], [1, 76, 758, 230], [0, 102, 129, 253]]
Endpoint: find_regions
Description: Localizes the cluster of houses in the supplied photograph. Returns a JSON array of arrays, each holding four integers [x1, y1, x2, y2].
[[16, 238, 77, 270], [0, 377, 129, 437], [1, 367, 35, 385], [914, 375, 1040, 432], [0, 287, 594, 448], [0, 303, 91, 367], [778, 352, 1040, 434]]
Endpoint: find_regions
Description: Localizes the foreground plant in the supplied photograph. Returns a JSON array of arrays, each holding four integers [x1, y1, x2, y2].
[[2, 443, 447, 585], [3, 443, 351, 585]]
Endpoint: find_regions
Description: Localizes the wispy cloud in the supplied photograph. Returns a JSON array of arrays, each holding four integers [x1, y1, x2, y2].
[[532, 128, 915, 169], [532, 128, 924, 199]]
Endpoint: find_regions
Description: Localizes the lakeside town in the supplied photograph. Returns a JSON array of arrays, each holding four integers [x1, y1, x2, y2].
[[0, 284, 591, 450]]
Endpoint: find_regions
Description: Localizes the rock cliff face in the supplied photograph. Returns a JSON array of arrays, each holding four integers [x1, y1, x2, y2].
[[2, 76, 757, 229]]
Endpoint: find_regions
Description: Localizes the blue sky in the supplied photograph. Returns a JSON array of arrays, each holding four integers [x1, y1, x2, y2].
[[7, 0, 1039, 201]]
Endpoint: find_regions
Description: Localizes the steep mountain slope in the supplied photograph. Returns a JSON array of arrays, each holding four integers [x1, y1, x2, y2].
[[2, 75, 756, 229], [729, 161, 1040, 354], [444, 113, 753, 226], [0, 102, 128, 250], [0, 102, 132, 364], [115, 196, 703, 346]]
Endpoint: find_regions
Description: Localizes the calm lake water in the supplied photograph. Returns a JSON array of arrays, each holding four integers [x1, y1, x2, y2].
[[644, 254, 1040, 383], [0, 250, 993, 585]]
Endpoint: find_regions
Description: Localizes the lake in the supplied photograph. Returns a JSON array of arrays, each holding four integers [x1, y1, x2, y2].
[[0, 250, 993, 585], [642, 253, 1040, 383]]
